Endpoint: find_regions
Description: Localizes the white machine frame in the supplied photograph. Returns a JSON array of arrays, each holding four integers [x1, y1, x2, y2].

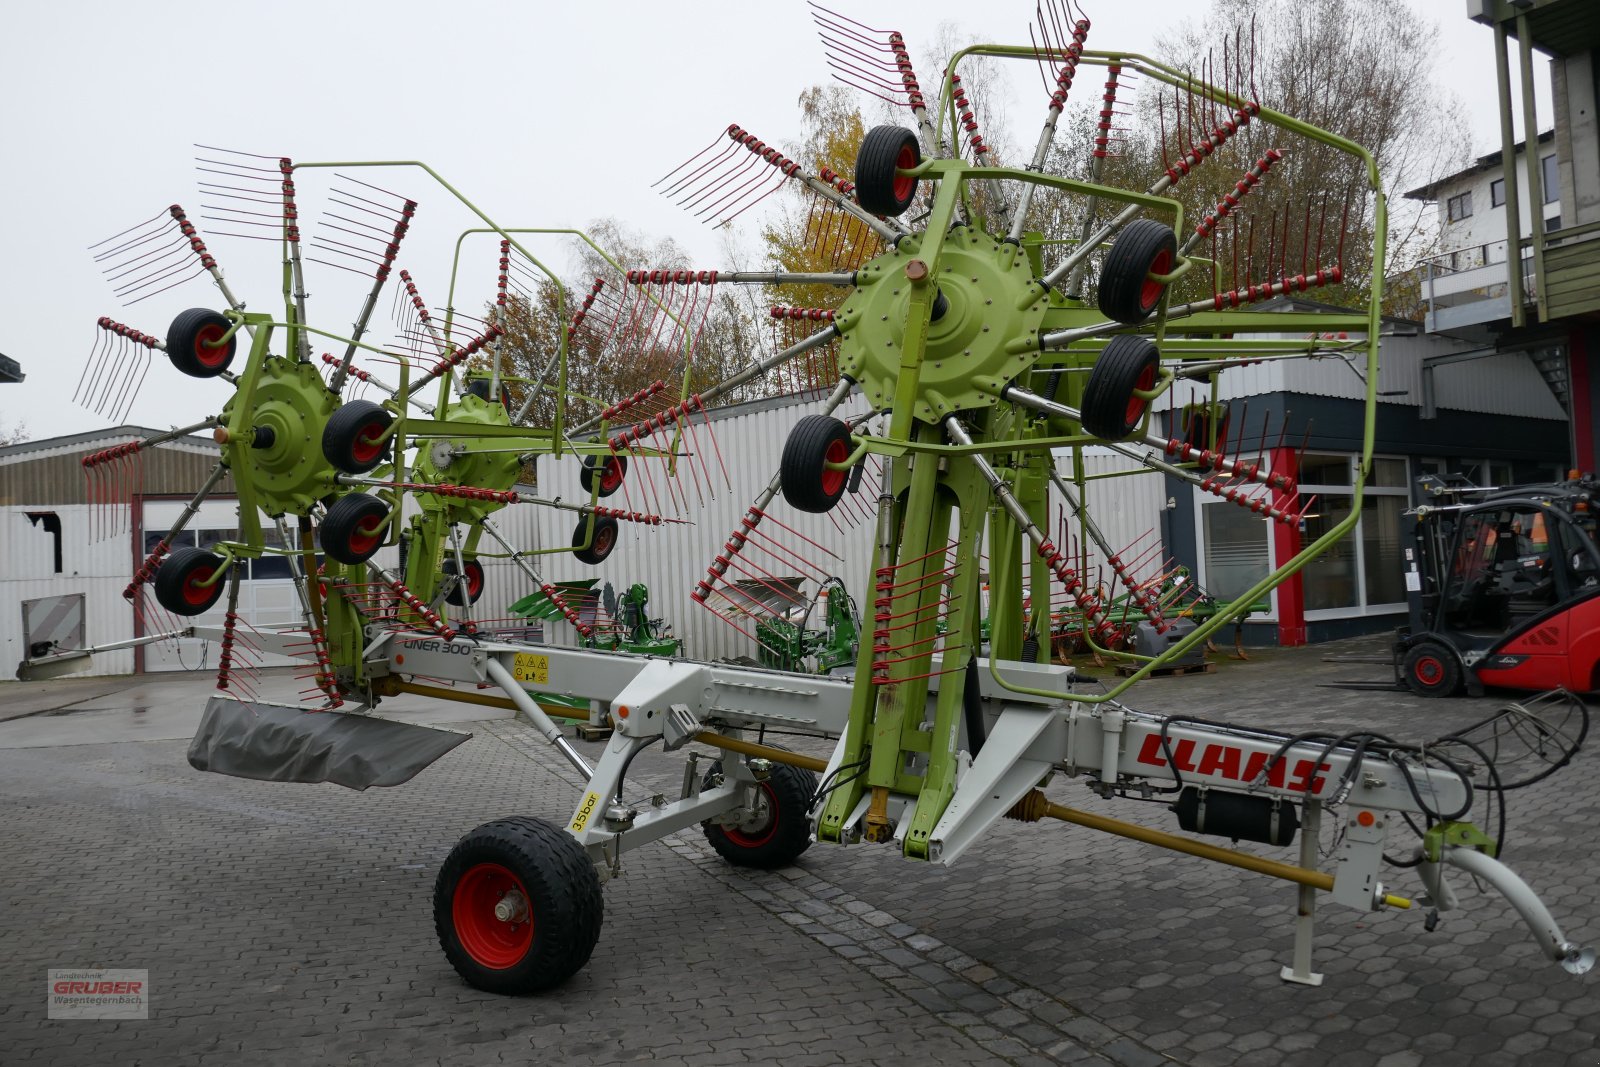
[[206, 622, 1595, 980]]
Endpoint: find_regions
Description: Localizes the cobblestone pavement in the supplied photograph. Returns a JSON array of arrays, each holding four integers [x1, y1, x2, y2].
[[1, 637, 1596, 1066]]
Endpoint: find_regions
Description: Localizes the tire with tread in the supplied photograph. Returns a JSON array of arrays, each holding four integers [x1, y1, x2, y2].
[[1401, 640, 1463, 697], [854, 126, 921, 217], [165, 308, 238, 378], [1097, 220, 1178, 325], [571, 514, 619, 566], [323, 400, 394, 474], [1080, 335, 1161, 440], [434, 816, 603, 995], [781, 414, 853, 514], [579, 454, 628, 498], [463, 378, 512, 411], [443, 558, 485, 607], [153, 546, 228, 616], [320, 492, 389, 565], [701, 760, 818, 869]]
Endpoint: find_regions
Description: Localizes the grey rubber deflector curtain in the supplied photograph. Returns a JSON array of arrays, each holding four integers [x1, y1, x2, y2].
[[188, 695, 471, 790]]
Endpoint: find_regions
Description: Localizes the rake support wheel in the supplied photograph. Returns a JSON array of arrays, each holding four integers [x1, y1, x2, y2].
[[165, 308, 237, 379], [434, 816, 604, 995], [1080, 335, 1162, 441], [323, 400, 394, 475], [781, 415, 854, 514], [855, 126, 922, 217], [572, 514, 619, 566], [579, 454, 628, 498], [320, 492, 389, 565], [152, 546, 228, 616], [701, 760, 818, 869], [1097, 220, 1178, 325], [444, 557, 485, 607]]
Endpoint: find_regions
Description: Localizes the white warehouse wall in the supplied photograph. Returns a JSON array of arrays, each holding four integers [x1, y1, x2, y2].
[[474, 393, 1163, 664]]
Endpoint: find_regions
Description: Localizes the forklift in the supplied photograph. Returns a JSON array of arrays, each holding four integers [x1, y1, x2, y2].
[[1397, 472, 1600, 696]]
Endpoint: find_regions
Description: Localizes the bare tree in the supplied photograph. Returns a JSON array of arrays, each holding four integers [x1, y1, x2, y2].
[[0, 415, 26, 446], [488, 218, 789, 426], [1150, 0, 1468, 312]]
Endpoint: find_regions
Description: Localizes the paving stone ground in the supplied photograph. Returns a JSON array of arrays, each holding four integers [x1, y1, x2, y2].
[[1, 635, 1596, 1066]]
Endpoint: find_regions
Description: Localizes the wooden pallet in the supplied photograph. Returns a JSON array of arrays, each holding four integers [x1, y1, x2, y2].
[[1117, 660, 1216, 679]]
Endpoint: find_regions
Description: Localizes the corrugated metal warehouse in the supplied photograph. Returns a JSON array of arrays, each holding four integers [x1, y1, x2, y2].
[[477, 391, 1161, 664], [0, 427, 305, 676]]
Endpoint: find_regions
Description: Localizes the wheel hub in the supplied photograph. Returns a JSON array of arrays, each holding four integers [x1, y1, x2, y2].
[[219, 355, 339, 516], [720, 786, 774, 835], [413, 393, 537, 520], [493, 890, 529, 924], [835, 227, 1049, 424]]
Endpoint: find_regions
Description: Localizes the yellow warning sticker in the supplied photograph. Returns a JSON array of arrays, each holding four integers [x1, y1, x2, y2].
[[570, 791, 601, 833], [511, 652, 549, 685]]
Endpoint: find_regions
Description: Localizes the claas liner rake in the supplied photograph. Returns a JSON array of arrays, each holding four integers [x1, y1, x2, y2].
[[56, 4, 1593, 996]]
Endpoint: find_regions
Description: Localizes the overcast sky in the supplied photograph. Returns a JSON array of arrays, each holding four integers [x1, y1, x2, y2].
[[0, 0, 1551, 442]]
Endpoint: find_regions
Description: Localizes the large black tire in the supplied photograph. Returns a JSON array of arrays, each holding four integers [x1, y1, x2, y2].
[[1097, 220, 1179, 325], [781, 414, 853, 514], [1401, 640, 1464, 697], [579, 454, 628, 498], [463, 377, 512, 411], [320, 492, 389, 565], [152, 546, 228, 616], [702, 761, 818, 869], [165, 308, 237, 378], [434, 816, 604, 995], [855, 126, 921, 217], [443, 557, 485, 607], [571, 514, 619, 566], [1080, 335, 1162, 440], [323, 400, 394, 474]]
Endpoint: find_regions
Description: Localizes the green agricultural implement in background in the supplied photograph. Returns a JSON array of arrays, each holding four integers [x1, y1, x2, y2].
[[754, 576, 861, 674]]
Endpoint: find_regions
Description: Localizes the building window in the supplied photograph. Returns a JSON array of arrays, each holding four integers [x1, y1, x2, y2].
[[1547, 215, 1562, 233], [1295, 454, 1410, 614], [1202, 497, 1273, 603], [1447, 191, 1474, 222], [1490, 178, 1505, 207], [1542, 155, 1560, 204]]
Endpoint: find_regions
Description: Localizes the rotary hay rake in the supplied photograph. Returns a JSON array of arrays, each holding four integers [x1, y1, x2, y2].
[[65, 149, 724, 701], [40, 3, 1595, 997]]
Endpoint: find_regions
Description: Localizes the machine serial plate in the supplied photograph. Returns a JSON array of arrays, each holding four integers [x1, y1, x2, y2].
[[511, 652, 550, 685]]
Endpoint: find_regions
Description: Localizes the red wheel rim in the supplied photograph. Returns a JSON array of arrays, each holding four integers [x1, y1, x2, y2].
[[1414, 656, 1443, 686], [599, 458, 624, 493], [891, 142, 918, 204], [593, 524, 616, 558], [1124, 362, 1158, 427], [181, 565, 218, 607], [194, 323, 231, 368], [466, 562, 484, 599], [820, 438, 849, 497], [451, 862, 534, 969], [1140, 248, 1173, 312], [722, 782, 779, 848], [346, 514, 385, 557], [349, 420, 386, 466]]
